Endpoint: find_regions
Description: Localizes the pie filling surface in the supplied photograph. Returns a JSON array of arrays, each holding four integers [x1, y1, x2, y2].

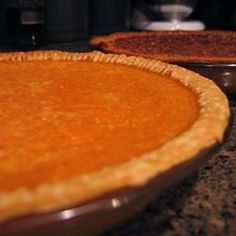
[[0, 59, 199, 192], [91, 31, 236, 63], [113, 34, 236, 58]]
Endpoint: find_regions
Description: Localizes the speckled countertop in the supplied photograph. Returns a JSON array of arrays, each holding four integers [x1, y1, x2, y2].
[[104, 98, 236, 236]]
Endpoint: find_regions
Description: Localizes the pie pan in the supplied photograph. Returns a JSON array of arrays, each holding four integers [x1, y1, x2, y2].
[[0, 118, 232, 236], [179, 63, 236, 95]]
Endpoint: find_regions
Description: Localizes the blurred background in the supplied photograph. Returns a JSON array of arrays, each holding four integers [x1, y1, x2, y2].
[[0, 0, 235, 50]]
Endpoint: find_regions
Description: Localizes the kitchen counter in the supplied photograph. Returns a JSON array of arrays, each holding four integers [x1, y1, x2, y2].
[[0, 42, 235, 236]]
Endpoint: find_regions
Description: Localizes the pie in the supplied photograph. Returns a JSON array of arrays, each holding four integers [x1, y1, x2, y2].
[[90, 31, 236, 64], [0, 51, 229, 222]]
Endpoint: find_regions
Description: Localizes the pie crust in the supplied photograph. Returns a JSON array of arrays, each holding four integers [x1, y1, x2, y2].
[[0, 51, 230, 222], [90, 31, 236, 63]]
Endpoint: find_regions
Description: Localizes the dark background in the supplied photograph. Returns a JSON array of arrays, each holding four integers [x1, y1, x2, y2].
[[192, 0, 236, 30], [0, 0, 235, 49]]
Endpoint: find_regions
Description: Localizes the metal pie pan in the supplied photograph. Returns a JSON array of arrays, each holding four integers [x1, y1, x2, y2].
[[179, 63, 236, 95]]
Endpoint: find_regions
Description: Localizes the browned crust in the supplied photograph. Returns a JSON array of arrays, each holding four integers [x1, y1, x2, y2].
[[90, 31, 236, 64], [0, 51, 230, 222]]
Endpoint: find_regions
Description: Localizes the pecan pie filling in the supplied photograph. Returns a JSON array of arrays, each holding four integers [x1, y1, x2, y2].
[[113, 34, 236, 57]]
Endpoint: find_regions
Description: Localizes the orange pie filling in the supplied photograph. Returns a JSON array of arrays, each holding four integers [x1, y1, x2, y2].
[[0, 60, 199, 192]]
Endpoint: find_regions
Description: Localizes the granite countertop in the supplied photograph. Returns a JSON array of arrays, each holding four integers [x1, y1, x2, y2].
[[0, 42, 235, 235], [104, 99, 236, 236]]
